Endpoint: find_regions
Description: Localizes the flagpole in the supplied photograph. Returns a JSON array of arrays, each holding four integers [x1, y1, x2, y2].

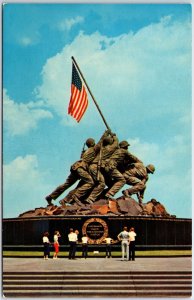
[[71, 56, 111, 131]]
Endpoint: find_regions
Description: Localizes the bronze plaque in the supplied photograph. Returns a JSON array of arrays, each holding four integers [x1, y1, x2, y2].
[[82, 218, 108, 244]]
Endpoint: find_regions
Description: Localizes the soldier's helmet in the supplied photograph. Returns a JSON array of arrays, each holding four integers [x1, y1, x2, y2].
[[86, 138, 95, 147], [146, 164, 155, 174], [103, 136, 113, 146], [151, 198, 157, 205], [119, 141, 130, 148]]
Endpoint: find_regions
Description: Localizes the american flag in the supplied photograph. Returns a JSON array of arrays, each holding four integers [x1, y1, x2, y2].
[[68, 63, 88, 122]]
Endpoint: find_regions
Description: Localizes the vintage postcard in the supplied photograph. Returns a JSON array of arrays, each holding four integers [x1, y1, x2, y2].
[[2, 2, 192, 298]]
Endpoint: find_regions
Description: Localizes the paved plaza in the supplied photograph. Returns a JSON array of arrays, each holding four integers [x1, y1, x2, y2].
[[3, 256, 192, 272]]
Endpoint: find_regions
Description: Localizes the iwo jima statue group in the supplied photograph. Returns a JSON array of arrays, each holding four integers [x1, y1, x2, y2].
[[43, 128, 172, 218], [19, 57, 174, 218], [45, 129, 155, 209]]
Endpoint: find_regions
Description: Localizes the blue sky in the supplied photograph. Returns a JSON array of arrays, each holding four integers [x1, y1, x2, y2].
[[3, 3, 192, 218]]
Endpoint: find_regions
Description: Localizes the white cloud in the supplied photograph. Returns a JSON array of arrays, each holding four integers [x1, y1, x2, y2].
[[3, 155, 52, 217], [17, 31, 40, 46], [128, 134, 190, 171], [3, 89, 53, 136], [58, 16, 84, 31], [36, 17, 191, 128], [19, 37, 34, 46]]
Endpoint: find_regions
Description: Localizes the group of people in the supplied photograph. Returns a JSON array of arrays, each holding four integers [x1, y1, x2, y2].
[[118, 227, 137, 261], [45, 130, 155, 207], [42, 231, 61, 260], [42, 229, 88, 260], [42, 227, 136, 261]]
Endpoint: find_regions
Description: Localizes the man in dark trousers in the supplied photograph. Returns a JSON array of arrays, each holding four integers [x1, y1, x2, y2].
[[68, 228, 78, 259], [128, 227, 137, 261]]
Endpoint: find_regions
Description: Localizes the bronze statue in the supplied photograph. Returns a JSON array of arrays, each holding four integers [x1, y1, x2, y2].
[[60, 130, 118, 205], [45, 137, 99, 206], [45, 131, 111, 206], [122, 163, 155, 205], [87, 131, 119, 202], [102, 141, 142, 199], [45, 131, 155, 208]]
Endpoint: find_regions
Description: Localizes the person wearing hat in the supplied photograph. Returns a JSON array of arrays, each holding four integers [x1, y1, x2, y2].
[[122, 162, 155, 205], [103, 141, 142, 199]]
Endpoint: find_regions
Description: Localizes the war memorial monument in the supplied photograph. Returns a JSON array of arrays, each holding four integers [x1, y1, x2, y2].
[[3, 57, 192, 298], [3, 57, 191, 251]]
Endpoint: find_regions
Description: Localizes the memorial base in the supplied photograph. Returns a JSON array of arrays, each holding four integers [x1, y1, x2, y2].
[[3, 215, 191, 251]]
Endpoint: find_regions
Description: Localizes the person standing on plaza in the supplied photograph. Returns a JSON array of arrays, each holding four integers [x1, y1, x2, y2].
[[53, 231, 61, 259], [42, 231, 50, 260], [128, 227, 137, 261], [68, 228, 78, 259], [104, 236, 113, 258], [81, 234, 89, 259], [117, 227, 130, 261]]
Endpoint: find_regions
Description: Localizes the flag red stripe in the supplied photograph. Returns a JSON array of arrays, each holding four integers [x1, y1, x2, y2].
[[69, 85, 79, 113], [76, 90, 88, 122], [77, 102, 88, 122], [71, 86, 84, 117], [68, 63, 89, 122], [77, 96, 88, 122], [69, 85, 88, 121], [74, 95, 87, 121], [72, 87, 88, 120], [68, 85, 77, 113], [69, 89, 84, 118]]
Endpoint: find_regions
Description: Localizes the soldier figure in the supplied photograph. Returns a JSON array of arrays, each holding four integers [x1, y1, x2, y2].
[[86, 132, 119, 203], [103, 141, 142, 199], [45, 137, 100, 206], [122, 163, 155, 205]]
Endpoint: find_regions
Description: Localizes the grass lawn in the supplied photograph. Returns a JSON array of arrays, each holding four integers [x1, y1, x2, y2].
[[3, 250, 192, 257]]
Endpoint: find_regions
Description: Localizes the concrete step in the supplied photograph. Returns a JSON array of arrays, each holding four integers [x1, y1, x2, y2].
[[3, 271, 192, 297], [3, 279, 192, 284], [3, 290, 192, 297], [3, 270, 192, 275], [3, 274, 192, 279], [3, 284, 192, 290]]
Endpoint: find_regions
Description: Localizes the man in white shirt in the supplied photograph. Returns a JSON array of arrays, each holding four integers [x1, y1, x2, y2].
[[68, 228, 78, 259], [104, 237, 113, 258], [117, 227, 129, 261], [129, 227, 137, 261], [81, 234, 88, 259]]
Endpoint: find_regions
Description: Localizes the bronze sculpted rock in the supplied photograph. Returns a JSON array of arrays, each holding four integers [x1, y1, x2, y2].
[[19, 196, 175, 218]]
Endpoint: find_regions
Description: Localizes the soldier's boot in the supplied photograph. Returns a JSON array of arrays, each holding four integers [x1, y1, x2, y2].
[[104, 193, 115, 201], [59, 199, 65, 206], [45, 195, 54, 206], [85, 198, 94, 205], [71, 194, 84, 207], [122, 190, 131, 198], [59, 197, 73, 206]]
